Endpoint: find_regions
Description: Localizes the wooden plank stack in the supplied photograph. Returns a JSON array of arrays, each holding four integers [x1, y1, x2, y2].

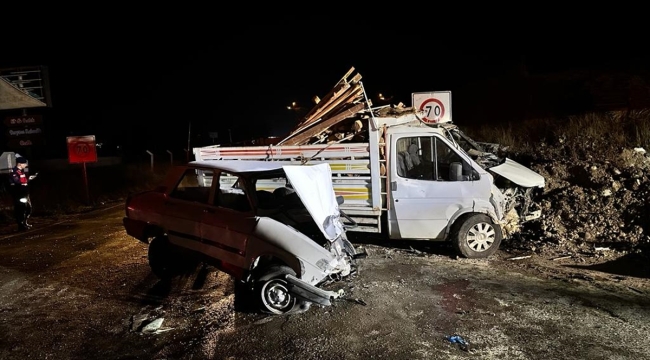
[[277, 67, 368, 146]]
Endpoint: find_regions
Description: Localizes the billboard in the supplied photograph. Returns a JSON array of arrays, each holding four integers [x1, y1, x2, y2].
[[4, 114, 45, 148]]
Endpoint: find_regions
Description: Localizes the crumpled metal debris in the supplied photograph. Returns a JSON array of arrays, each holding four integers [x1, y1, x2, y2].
[[345, 298, 367, 306]]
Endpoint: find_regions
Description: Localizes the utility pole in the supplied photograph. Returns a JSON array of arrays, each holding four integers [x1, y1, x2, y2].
[[187, 122, 191, 162]]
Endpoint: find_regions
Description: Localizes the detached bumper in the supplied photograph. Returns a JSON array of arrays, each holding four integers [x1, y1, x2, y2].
[[285, 274, 342, 306]]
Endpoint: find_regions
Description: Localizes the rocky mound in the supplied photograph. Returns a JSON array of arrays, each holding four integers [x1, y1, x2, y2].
[[506, 141, 650, 257]]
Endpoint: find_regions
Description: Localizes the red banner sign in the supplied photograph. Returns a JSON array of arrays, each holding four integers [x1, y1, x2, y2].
[[4, 115, 43, 127]]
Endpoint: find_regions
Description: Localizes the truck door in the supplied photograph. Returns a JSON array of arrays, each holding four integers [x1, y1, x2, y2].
[[388, 134, 479, 239]]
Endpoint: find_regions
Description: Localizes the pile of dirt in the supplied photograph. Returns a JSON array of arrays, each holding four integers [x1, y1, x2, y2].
[[505, 141, 650, 258]]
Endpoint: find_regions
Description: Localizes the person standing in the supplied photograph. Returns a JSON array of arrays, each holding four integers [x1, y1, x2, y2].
[[9, 156, 37, 231]]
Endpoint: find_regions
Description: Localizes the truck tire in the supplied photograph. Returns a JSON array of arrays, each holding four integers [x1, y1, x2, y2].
[[148, 235, 176, 280], [255, 265, 309, 315], [451, 214, 502, 259]]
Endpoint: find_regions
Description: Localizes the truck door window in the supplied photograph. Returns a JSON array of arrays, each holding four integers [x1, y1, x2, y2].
[[435, 137, 473, 181], [396, 137, 434, 180], [396, 136, 473, 181], [169, 169, 213, 203]]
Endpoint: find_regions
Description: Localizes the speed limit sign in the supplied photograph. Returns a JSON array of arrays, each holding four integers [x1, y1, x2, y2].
[[67, 135, 98, 164], [412, 91, 452, 124]]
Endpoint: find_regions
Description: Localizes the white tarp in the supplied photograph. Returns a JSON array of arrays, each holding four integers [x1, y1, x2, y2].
[[283, 163, 343, 241], [0, 77, 47, 110]]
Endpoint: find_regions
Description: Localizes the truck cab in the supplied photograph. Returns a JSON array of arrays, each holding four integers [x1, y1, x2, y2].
[[377, 114, 510, 257]]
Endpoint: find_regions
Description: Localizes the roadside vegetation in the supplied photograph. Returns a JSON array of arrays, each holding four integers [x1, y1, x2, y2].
[[466, 109, 650, 159]]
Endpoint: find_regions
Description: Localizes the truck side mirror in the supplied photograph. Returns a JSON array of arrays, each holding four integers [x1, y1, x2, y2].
[[336, 195, 344, 205]]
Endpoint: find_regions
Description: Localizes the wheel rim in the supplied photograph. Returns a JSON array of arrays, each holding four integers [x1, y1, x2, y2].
[[465, 222, 496, 252], [261, 279, 295, 314]]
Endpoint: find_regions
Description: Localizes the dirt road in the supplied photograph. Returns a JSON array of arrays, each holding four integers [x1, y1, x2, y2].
[[1, 203, 649, 359]]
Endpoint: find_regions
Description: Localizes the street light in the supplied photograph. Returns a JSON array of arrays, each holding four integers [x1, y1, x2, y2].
[[377, 92, 393, 103], [287, 101, 302, 122]]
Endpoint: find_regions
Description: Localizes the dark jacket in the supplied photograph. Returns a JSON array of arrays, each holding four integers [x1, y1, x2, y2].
[[9, 166, 30, 198]]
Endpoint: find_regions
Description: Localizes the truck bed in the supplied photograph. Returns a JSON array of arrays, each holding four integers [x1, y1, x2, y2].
[[193, 142, 385, 233]]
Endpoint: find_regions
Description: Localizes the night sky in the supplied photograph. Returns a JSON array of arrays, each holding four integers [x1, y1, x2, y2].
[[1, 14, 647, 160]]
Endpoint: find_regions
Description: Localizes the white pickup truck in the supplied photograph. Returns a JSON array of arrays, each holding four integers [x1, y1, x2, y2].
[[193, 109, 545, 259]]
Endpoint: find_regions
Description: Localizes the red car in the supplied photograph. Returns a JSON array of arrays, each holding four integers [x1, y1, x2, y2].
[[123, 160, 364, 314]]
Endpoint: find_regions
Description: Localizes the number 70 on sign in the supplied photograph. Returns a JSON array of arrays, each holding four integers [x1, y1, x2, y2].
[[66, 135, 98, 164]]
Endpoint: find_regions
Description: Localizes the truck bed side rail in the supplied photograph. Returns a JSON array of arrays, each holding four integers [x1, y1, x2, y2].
[[194, 143, 384, 233]]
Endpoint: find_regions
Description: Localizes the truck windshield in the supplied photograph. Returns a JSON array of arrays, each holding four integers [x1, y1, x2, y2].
[[445, 128, 483, 154]]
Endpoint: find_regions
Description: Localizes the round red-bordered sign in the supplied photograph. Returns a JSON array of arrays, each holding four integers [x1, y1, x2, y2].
[[66, 136, 98, 164], [419, 98, 445, 124]]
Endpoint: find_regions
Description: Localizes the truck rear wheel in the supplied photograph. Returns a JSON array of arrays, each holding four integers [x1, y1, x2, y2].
[[452, 214, 502, 259]]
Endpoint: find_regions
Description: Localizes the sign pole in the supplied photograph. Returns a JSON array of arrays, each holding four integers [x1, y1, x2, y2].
[[66, 135, 97, 205], [83, 162, 90, 205]]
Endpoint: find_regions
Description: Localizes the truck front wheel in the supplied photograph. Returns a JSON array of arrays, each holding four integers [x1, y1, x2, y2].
[[451, 214, 502, 259]]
